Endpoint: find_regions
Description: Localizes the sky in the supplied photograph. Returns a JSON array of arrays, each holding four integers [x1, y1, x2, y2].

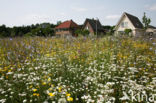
[[0, 0, 156, 27]]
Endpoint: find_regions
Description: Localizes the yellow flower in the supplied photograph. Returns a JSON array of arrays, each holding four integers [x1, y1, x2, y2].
[[48, 93, 55, 97], [33, 89, 37, 92], [48, 78, 51, 82], [58, 87, 62, 92], [67, 97, 73, 102], [29, 85, 33, 88], [66, 93, 71, 97], [46, 54, 50, 57], [8, 70, 12, 72], [33, 93, 40, 97], [42, 82, 46, 85]]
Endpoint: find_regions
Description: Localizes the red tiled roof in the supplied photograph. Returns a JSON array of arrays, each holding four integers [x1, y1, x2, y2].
[[55, 20, 79, 29]]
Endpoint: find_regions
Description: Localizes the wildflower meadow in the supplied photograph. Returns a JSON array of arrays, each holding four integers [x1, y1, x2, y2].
[[0, 36, 156, 103]]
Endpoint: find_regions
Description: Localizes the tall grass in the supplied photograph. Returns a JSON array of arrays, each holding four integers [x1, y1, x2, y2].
[[0, 36, 156, 103]]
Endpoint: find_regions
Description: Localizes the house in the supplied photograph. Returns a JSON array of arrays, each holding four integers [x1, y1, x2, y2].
[[146, 25, 156, 35], [55, 20, 79, 37], [115, 12, 144, 36], [82, 18, 105, 36]]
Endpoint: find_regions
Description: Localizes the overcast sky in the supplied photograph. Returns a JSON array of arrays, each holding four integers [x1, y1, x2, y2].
[[0, 0, 156, 27]]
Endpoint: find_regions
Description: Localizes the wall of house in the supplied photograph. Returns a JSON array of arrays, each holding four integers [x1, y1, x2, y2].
[[146, 28, 156, 33], [134, 29, 144, 37], [116, 16, 135, 32], [84, 22, 94, 36], [55, 30, 72, 36]]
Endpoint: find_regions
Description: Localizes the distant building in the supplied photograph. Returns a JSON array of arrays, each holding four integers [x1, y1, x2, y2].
[[146, 25, 156, 35], [115, 12, 144, 36], [82, 18, 105, 36], [55, 20, 79, 37]]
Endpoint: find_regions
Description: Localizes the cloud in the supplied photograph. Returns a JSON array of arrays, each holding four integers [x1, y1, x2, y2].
[[71, 7, 87, 12], [105, 15, 120, 20], [146, 4, 156, 11]]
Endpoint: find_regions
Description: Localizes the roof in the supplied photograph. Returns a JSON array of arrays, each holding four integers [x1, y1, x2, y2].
[[83, 18, 104, 32], [55, 20, 79, 29], [124, 12, 143, 29], [148, 25, 156, 29]]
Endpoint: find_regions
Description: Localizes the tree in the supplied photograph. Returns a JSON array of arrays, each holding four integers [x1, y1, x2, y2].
[[106, 26, 115, 35], [56, 21, 62, 25], [103, 25, 111, 30], [75, 29, 82, 35], [0, 25, 11, 37], [0, 23, 56, 37], [142, 12, 151, 30]]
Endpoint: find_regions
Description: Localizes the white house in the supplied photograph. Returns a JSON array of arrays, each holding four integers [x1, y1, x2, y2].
[[115, 12, 144, 36]]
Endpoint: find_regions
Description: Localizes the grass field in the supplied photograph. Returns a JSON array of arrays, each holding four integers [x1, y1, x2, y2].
[[0, 36, 156, 103]]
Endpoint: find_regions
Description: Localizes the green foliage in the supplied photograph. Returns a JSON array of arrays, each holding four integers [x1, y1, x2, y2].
[[24, 32, 34, 37], [75, 29, 90, 36], [106, 32, 112, 35], [142, 12, 151, 30], [0, 25, 11, 37], [103, 25, 111, 30], [75, 29, 82, 35], [83, 30, 89, 36], [56, 21, 62, 25], [124, 29, 132, 35], [0, 23, 56, 37], [106, 26, 115, 35]]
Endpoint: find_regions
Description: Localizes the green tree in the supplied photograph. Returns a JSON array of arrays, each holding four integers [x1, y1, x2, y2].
[[75, 29, 82, 35], [0, 25, 11, 37], [0, 23, 56, 37], [106, 26, 115, 35], [142, 12, 151, 30], [56, 21, 62, 25]]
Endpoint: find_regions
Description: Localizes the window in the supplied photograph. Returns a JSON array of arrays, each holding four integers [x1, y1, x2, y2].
[[125, 22, 128, 27], [86, 26, 89, 30], [121, 22, 128, 28], [121, 22, 124, 28]]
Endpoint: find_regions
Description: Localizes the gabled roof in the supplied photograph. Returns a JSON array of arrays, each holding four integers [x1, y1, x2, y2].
[[115, 12, 143, 29], [124, 12, 143, 29], [83, 18, 104, 32], [55, 20, 79, 29]]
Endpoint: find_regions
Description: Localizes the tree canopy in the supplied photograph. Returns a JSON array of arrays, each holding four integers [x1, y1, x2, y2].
[[142, 12, 151, 30], [0, 23, 56, 37]]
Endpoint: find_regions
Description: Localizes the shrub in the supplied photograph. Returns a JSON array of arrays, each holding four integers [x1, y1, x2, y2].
[[75, 29, 90, 36], [124, 29, 132, 35]]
